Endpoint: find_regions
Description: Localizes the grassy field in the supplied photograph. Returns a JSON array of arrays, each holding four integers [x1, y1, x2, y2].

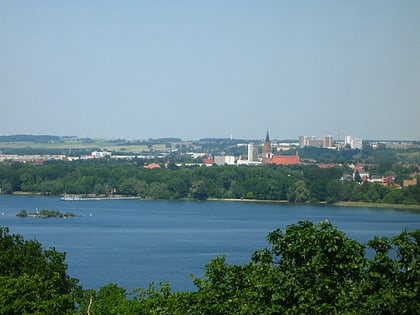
[[0, 138, 171, 154]]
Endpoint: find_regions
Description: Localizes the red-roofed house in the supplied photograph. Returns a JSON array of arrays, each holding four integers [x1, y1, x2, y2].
[[403, 178, 417, 187], [266, 155, 300, 165], [203, 158, 215, 166], [144, 163, 161, 169]]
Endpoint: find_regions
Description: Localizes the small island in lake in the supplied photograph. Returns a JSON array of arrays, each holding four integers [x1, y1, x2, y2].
[[16, 209, 80, 218]]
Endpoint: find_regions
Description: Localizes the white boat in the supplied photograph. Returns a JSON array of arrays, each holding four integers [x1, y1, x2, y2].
[[61, 195, 81, 201]]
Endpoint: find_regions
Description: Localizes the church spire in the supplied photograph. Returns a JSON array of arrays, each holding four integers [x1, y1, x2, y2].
[[265, 130, 270, 143], [263, 130, 272, 161]]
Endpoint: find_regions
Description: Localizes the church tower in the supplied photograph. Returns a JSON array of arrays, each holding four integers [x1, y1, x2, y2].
[[262, 131, 273, 161]]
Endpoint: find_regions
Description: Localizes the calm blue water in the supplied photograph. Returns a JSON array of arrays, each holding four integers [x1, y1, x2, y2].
[[0, 195, 419, 292]]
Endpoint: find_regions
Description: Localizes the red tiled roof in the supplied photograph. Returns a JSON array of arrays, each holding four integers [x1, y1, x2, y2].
[[144, 163, 161, 169], [266, 155, 300, 165], [203, 158, 214, 165], [403, 179, 417, 187]]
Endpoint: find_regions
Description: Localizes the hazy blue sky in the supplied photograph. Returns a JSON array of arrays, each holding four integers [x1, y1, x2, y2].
[[1, 1, 419, 140]]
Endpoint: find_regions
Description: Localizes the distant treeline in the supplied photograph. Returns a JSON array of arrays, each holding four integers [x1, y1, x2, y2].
[[0, 134, 63, 143], [0, 160, 419, 205], [0, 147, 97, 156]]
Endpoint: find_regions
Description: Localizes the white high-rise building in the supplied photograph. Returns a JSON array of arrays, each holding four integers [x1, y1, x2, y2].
[[324, 135, 334, 148], [352, 138, 363, 150], [344, 136, 363, 150], [224, 156, 236, 165], [247, 143, 258, 162], [214, 155, 236, 165], [344, 136, 352, 147]]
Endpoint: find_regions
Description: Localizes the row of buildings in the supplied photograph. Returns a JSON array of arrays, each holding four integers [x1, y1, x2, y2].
[[205, 132, 300, 166], [341, 164, 419, 188], [203, 133, 365, 167], [299, 135, 334, 149], [203, 132, 365, 167], [299, 135, 363, 150]]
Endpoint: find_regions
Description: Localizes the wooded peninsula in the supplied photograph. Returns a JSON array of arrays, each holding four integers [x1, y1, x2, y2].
[[0, 159, 419, 207]]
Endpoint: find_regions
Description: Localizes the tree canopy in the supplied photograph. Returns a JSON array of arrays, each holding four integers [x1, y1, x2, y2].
[[1, 221, 418, 314], [0, 227, 82, 314]]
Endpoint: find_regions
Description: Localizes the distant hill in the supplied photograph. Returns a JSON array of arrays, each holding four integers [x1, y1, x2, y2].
[[198, 138, 251, 144], [148, 138, 183, 143], [0, 135, 63, 143]]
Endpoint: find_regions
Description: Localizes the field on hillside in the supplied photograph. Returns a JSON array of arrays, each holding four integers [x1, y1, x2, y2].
[[0, 138, 171, 154]]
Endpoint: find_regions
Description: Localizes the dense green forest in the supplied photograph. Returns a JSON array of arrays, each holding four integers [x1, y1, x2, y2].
[[1, 221, 418, 314], [0, 159, 419, 205]]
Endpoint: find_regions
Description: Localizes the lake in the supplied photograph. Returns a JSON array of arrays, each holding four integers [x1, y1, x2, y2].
[[0, 195, 419, 292]]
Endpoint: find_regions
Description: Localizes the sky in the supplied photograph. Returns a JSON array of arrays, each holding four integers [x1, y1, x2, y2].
[[1, 1, 419, 141]]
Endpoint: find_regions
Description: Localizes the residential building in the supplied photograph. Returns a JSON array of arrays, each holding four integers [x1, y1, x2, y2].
[[144, 163, 161, 169], [247, 143, 258, 162], [214, 156, 225, 166], [352, 138, 363, 150], [91, 151, 111, 158], [214, 155, 236, 166], [369, 175, 384, 183], [299, 136, 311, 148], [345, 136, 363, 150], [308, 138, 324, 148], [203, 157, 215, 166], [300, 135, 334, 148], [324, 135, 334, 148], [403, 179, 417, 187], [225, 156, 235, 165]]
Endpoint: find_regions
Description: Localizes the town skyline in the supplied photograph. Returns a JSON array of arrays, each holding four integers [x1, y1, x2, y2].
[[0, 131, 419, 143]]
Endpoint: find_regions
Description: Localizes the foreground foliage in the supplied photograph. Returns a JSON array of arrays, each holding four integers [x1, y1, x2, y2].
[[76, 221, 419, 314], [1, 221, 418, 314], [0, 227, 82, 314]]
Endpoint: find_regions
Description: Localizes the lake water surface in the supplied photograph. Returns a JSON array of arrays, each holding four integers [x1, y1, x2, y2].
[[1, 195, 419, 292]]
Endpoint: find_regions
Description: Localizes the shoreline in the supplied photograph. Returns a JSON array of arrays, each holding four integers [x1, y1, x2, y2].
[[209, 198, 420, 210], [207, 198, 289, 203], [333, 201, 420, 211], [61, 195, 143, 201], [5, 192, 420, 210]]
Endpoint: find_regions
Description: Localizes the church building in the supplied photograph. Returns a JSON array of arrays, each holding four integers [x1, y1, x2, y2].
[[262, 131, 300, 165], [262, 131, 273, 161]]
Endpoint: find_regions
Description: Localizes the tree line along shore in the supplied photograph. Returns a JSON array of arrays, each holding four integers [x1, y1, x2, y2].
[[0, 160, 419, 207]]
